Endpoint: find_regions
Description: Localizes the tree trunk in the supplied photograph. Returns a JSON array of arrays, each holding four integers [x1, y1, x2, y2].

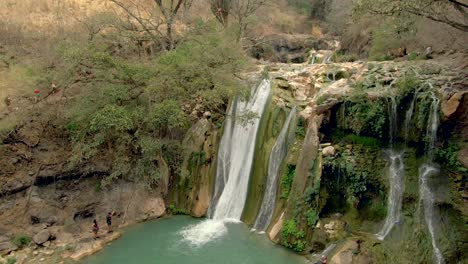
[[166, 21, 174, 50]]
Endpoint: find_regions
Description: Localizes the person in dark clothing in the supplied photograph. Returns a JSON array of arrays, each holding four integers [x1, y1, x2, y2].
[[106, 212, 113, 233], [92, 219, 99, 239]]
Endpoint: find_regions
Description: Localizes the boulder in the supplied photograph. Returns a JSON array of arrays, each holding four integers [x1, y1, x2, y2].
[[458, 147, 468, 168], [330, 250, 353, 264], [141, 198, 166, 221], [442, 92, 467, 119], [0, 241, 18, 255], [33, 229, 51, 245], [322, 146, 336, 157]]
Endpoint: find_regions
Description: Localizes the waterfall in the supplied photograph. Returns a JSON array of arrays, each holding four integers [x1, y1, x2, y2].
[[309, 54, 317, 65], [323, 53, 333, 64], [181, 79, 271, 246], [377, 97, 405, 240], [419, 165, 444, 264], [376, 151, 405, 240], [387, 96, 398, 144], [253, 107, 296, 232], [404, 88, 421, 142], [418, 92, 444, 264]]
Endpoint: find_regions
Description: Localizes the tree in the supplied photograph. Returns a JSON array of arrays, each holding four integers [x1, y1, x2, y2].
[[110, 0, 192, 50], [209, 0, 265, 40], [354, 0, 468, 32], [210, 0, 231, 27], [231, 0, 266, 40]]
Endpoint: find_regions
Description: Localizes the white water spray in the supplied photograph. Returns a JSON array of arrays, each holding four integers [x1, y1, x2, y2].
[[253, 107, 296, 232], [377, 96, 405, 240], [418, 92, 444, 264], [376, 151, 405, 240], [181, 80, 271, 246]]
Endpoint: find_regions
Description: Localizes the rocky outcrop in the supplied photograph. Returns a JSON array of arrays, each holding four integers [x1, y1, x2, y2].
[[249, 34, 334, 63], [442, 91, 467, 119], [33, 230, 51, 245], [0, 241, 18, 256], [322, 146, 336, 157]]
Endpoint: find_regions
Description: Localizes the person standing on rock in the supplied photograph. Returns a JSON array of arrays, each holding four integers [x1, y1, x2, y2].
[[92, 219, 99, 239], [106, 212, 113, 233]]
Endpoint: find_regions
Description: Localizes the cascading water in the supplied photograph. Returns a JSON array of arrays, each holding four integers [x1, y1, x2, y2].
[[419, 92, 444, 264], [376, 96, 405, 240], [323, 53, 333, 64], [181, 79, 271, 246], [252, 107, 296, 232], [404, 88, 421, 142], [376, 151, 404, 240]]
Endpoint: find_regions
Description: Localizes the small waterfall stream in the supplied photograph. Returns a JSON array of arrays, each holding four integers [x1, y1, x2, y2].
[[253, 107, 296, 232], [376, 151, 404, 240], [377, 96, 405, 240], [181, 80, 271, 246], [419, 92, 444, 264]]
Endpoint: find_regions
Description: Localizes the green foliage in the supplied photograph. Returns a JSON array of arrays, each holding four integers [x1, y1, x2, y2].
[[305, 209, 319, 227], [6, 257, 16, 264], [11, 234, 31, 247], [281, 219, 306, 252], [395, 74, 420, 98], [148, 24, 248, 111], [323, 145, 385, 206], [148, 100, 189, 132], [287, 0, 313, 15], [280, 165, 296, 199], [368, 19, 415, 61], [334, 50, 358, 63], [339, 134, 382, 148], [168, 204, 188, 215], [435, 143, 468, 173], [295, 116, 306, 137], [61, 23, 250, 187], [340, 95, 387, 138]]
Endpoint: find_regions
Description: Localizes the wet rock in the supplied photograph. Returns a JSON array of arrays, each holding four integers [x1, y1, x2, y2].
[[322, 146, 336, 157], [33, 230, 51, 245], [0, 241, 18, 255]]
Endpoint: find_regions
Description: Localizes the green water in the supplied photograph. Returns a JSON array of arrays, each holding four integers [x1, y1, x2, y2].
[[82, 216, 305, 264]]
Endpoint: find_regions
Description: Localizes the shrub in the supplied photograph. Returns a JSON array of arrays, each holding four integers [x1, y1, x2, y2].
[[435, 143, 468, 173], [281, 165, 296, 199], [305, 209, 319, 227], [396, 74, 420, 98], [11, 235, 31, 247], [281, 219, 307, 252], [168, 204, 187, 215]]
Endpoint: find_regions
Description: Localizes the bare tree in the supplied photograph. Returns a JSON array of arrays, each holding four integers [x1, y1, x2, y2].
[[210, 0, 231, 27], [209, 0, 265, 40], [110, 0, 191, 50], [231, 0, 265, 41], [354, 0, 468, 32], [154, 0, 186, 50]]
